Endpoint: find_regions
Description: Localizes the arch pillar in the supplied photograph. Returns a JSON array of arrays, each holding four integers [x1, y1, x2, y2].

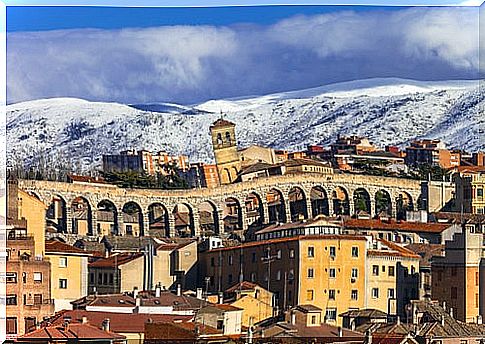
[[142, 212, 150, 237], [284, 200, 292, 223], [192, 211, 200, 237], [90, 211, 98, 236], [117, 212, 125, 236], [370, 200, 376, 218], [216, 209, 225, 235], [327, 193, 334, 216], [66, 207, 73, 234], [168, 212, 176, 237], [262, 201, 270, 225], [349, 201, 355, 217], [306, 201, 313, 220], [240, 206, 248, 232]]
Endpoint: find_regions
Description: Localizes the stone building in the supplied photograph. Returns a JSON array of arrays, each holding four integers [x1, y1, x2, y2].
[[209, 118, 241, 184], [452, 166, 485, 214]]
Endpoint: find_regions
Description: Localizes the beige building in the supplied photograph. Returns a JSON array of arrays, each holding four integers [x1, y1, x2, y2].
[[432, 224, 485, 323], [453, 166, 485, 214], [225, 281, 274, 328], [366, 239, 420, 318], [210, 118, 242, 184], [239, 145, 279, 167], [45, 240, 91, 312]]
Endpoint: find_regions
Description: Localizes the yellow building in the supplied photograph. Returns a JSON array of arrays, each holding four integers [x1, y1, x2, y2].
[[45, 240, 91, 312], [200, 234, 367, 326], [366, 239, 420, 318], [239, 145, 279, 167], [210, 118, 241, 184], [225, 281, 274, 328], [16, 189, 47, 257], [453, 166, 485, 214]]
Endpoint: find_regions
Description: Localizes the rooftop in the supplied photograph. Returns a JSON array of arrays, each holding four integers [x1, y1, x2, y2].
[[210, 118, 235, 128], [45, 240, 92, 256], [368, 239, 421, 259], [19, 322, 125, 341], [343, 218, 451, 234], [89, 252, 144, 268]]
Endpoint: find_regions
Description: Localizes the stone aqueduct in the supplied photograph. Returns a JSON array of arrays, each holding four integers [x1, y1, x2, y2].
[[18, 173, 423, 238]]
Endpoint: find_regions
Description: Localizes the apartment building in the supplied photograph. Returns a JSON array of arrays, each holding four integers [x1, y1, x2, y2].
[[405, 139, 461, 168], [453, 166, 485, 214]]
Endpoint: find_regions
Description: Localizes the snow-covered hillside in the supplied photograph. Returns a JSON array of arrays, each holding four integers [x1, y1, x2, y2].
[[6, 78, 484, 172]]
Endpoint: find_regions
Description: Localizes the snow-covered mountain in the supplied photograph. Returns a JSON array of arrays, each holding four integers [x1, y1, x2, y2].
[[7, 78, 484, 172]]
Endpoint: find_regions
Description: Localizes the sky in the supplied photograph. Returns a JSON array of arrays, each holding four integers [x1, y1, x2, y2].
[[6, 3, 482, 105]]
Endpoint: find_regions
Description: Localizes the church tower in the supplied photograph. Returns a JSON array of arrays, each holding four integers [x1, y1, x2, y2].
[[210, 118, 241, 184]]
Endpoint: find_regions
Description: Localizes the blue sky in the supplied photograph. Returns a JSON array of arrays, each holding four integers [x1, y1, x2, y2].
[[6, 3, 482, 104]]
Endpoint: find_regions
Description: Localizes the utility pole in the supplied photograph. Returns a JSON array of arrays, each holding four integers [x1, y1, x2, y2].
[[261, 246, 278, 317]]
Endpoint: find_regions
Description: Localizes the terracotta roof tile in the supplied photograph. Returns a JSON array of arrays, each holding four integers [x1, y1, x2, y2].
[[19, 322, 125, 340], [89, 252, 144, 268], [210, 118, 235, 128], [45, 240, 92, 255], [343, 218, 450, 234]]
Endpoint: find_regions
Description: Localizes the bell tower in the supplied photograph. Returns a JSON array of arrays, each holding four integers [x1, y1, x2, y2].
[[210, 118, 241, 184]]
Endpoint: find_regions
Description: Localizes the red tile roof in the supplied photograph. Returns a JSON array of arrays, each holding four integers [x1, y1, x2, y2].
[[454, 166, 485, 173], [213, 304, 243, 312], [45, 240, 92, 256], [343, 218, 450, 234], [46, 309, 193, 333], [210, 118, 235, 128], [207, 234, 367, 253], [89, 252, 143, 268], [19, 322, 125, 340], [368, 239, 421, 259], [226, 281, 259, 293]]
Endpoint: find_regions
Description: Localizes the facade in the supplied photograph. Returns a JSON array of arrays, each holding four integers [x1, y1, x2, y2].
[[103, 149, 189, 175], [405, 139, 461, 168], [200, 235, 368, 326], [195, 304, 243, 336], [431, 224, 484, 323], [239, 144, 279, 167], [185, 162, 220, 188], [210, 118, 242, 184], [452, 166, 485, 214], [225, 281, 274, 328], [45, 240, 91, 312], [331, 136, 379, 155], [366, 240, 420, 318]]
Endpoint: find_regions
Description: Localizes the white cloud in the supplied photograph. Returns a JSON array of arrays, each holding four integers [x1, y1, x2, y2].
[[7, 7, 479, 104]]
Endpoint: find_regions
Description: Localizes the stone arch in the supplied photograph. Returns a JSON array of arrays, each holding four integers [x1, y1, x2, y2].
[[310, 186, 329, 217], [224, 197, 243, 232], [288, 186, 308, 222], [97, 199, 119, 236], [244, 192, 264, 229], [122, 201, 144, 236], [71, 196, 93, 236], [173, 203, 195, 237], [46, 194, 68, 234], [395, 191, 414, 220], [198, 200, 220, 236], [148, 203, 170, 237], [353, 188, 371, 216], [375, 189, 392, 218], [331, 186, 350, 216], [225, 131, 232, 144], [266, 188, 286, 223]]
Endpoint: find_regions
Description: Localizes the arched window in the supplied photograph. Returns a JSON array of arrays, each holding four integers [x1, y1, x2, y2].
[[225, 131, 231, 144], [217, 133, 223, 145]]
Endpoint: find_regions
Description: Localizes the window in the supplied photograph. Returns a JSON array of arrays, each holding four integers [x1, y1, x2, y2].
[[351, 247, 359, 257], [306, 290, 314, 301], [329, 289, 336, 300], [6, 294, 17, 306], [308, 268, 314, 278], [89, 273, 94, 284], [351, 268, 358, 279], [6, 317, 17, 334], [33, 272, 42, 283], [33, 294, 43, 305], [252, 252, 257, 263], [276, 270, 281, 281], [288, 269, 295, 281], [388, 288, 395, 298], [228, 274, 233, 284], [372, 288, 379, 299], [388, 266, 395, 277], [372, 265, 379, 276], [289, 249, 295, 258], [311, 315, 317, 324], [59, 257, 68, 268], [22, 272, 27, 283], [109, 274, 114, 285], [25, 317, 36, 333], [59, 279, 68, 289], [476, 293, 479, 308], [476, 272, 479, 286], [210, 257, 215, 267], [228, 255, 233, 265], [276, 250, 282, 259], [6, 272, 17, 283], [325, 308, 337, 322], [329, 268, 336, 278], [351, 290, 358, 300], [478, 188, 483, 198], [382, 265, 386, 272], [98, 273, 102, 284], [251, 272, 256, 282], [329, 246, 336, 258], [308, 247, 315, 257]]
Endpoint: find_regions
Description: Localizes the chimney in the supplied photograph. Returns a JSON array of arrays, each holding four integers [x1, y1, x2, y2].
[[176, 284, 182, 297], [338, 326, 343, 337], [291, 312, 296, 325], [440, 315, 445, 326], [449, 307, 453, 318], [196, 288, 203, 300], [133, 287, 139, 299], [477, 315, 483, 324], [442, 301, 446, 311], [155, 284, 161, 298], [351, 320, 356, 331], [218, 292, 224, 304], [62, 320, 69, 331], [365, 330, 372, 344], [81, 316, 88, 324], [102, 318, 110, 332], [136, 297, 141, 308], [396, 316, 400, 325]]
